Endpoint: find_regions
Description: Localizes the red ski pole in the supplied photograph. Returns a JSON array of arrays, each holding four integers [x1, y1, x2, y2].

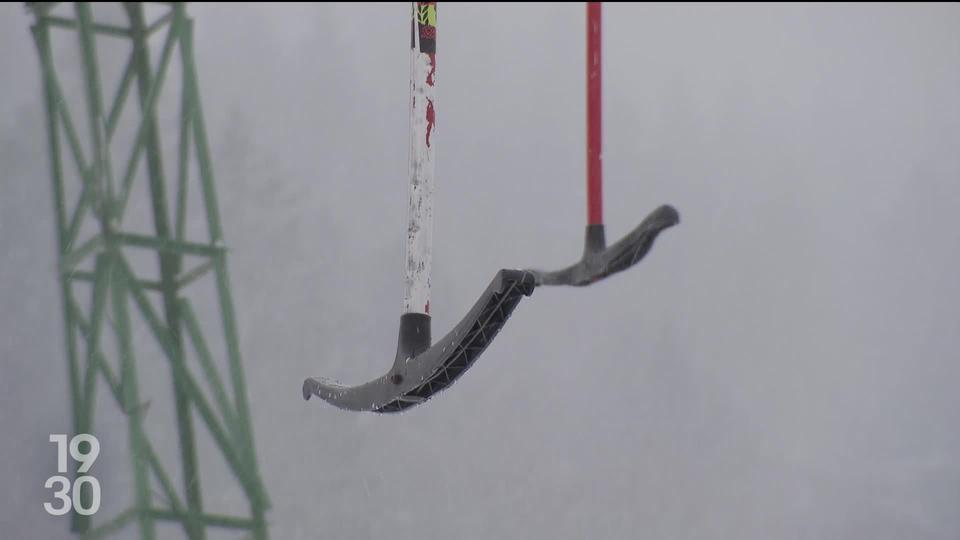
[[586, 1, 603, 227]]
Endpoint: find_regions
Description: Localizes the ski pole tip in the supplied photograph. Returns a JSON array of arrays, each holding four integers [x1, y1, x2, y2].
[[302, 378, 317, 401], [654, 204, 681, 227]]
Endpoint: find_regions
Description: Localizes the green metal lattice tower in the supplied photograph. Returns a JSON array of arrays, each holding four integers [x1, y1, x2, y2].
[[27, 2, 269, 538]]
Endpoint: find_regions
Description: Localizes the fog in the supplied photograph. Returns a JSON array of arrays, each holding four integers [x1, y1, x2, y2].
[[2, 3, 958, 539]]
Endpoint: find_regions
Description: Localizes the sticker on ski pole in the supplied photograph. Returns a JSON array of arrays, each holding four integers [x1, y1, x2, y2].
[[411, 2, 436, 54]]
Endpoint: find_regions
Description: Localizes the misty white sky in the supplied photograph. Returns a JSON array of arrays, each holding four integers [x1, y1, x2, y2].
[[2, 3, 959, 539]]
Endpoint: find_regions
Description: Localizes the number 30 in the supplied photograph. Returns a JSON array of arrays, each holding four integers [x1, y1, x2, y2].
[[43, 474, 101, 516]]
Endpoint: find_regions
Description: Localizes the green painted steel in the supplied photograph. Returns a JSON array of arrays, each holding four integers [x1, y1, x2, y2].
[[27, 3, 270, 539]]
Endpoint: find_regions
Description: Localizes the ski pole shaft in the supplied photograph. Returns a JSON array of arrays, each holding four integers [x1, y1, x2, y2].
[[586, 2, 603, 226], [404, 2, 438, 315]]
